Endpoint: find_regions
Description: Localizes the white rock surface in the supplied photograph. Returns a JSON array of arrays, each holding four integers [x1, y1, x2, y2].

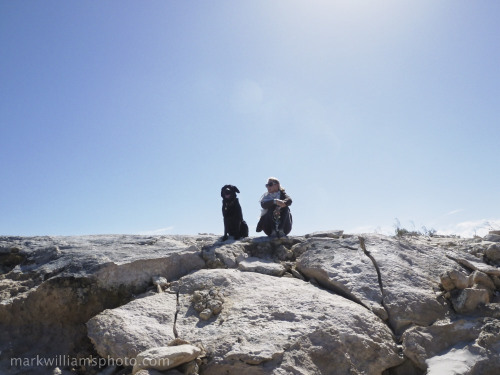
[[87, 292, 178, 360], [296, 236, 386, 319], [88, 268, 403, 374], [362, 235, 459, 333], [426, 347, 486, 375], [402, 317, 500, 374]]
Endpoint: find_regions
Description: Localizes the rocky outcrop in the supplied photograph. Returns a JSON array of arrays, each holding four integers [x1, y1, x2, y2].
[[402, 318, 500, 373], [0, 235, 213, 374], [1, 232, 500, 375]]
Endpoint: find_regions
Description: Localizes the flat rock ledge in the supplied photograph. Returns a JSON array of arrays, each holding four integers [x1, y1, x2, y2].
[[1, 233, 500, 375]]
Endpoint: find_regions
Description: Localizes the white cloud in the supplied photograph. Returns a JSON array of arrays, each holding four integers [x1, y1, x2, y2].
[[139, 226, 174, 235], [444, 209, 464, 216], [437, 219, 500, 238], [348, 218, 500, 239]]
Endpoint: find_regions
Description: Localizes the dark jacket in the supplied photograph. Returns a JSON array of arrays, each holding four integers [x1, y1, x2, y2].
[[260, 190, 292, 211]]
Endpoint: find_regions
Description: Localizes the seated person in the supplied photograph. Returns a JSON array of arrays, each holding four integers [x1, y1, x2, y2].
[[256, 177, 292, 238]]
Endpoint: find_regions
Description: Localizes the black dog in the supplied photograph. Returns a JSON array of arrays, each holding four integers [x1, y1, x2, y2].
[[221, 185, 248, 241]]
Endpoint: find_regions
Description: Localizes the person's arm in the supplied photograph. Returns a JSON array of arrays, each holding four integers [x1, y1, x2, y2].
[[261, 199, 275, 209], [281, 192, 292, 206], [274, 192, 292, 208]]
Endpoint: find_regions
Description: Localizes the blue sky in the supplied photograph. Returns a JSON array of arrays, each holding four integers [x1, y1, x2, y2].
[[1, 0, 499, 237]]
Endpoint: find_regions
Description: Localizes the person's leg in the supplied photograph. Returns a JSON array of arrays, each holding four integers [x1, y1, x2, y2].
[[261, 211, 274, 236], [280, 210, 292, 235]]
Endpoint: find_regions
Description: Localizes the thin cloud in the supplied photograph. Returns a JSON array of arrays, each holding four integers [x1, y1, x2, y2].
[[139, 226, 174, 235], [444, 209, 464, 216]]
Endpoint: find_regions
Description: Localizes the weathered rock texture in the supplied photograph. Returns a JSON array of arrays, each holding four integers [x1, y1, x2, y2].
[[1, 233, 500, 375]]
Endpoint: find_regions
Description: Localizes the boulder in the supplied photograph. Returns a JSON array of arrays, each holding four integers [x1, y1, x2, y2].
[[440, 269, 470, 291], [87, 292, 178, 360], [483, 234, 500, 242], [296, 236, 387, 319], [446, 250, 500, 277], [94, 244, 206, 291], [237, 257, 286, 276], [201, 242, 247, 269], [470, 270, 496, 295], [403, 318, 500, 374], [451, 288, 490, 313], [297, 235, 458, 333], [484, 244, 500, 265], [375, 236, 468, 333], [402, 319, 483, 369], [176, 269, 404, 374], [132, 345, 202, 374], [88, 269, 403, 374], [0, 234, 216, 375]]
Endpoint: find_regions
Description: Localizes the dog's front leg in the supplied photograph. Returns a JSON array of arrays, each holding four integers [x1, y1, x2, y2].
[[222, 205, 229, 241], [222, 219, 229, 241]]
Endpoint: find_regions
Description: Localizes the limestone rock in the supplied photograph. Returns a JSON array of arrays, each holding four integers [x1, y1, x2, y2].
[[298, 235, 458, 333], [440, 269, 470, 291], [88, 269, 403, 374], [447, 250, 500, 277], [191, 288, 224, 320], [304, 230, 344, 238], [403, 318, 500, 374], [296, 236, 387, 319], [402, 319, 483, 370], [87, 292, 178, 360], [425, 346, 487, 375], [201, 242, 247, 269], [132, 345, 202, 374], [451, 288, 490, 313], [470, 270, 495, 295], [176, 269, 403, 374], [3, 233, 500, 375], [370, 236, 462, 333], [483, 234, 500, 242], [237, 257, 286, 276], [484, 244, 500, 265], [0, 235, 213, 375]]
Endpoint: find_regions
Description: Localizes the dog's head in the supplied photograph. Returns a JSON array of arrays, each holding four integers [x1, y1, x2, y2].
[[221, 185, 240, 201]]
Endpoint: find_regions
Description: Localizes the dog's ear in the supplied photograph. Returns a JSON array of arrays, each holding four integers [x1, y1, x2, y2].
[[233, 186, 240, 194]]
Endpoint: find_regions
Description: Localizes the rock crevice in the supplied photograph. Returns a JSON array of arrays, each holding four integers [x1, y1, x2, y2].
[[358, 236, 394, 332]]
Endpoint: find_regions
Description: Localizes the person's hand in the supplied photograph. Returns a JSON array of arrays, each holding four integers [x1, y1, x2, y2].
[[275, 199, 287, 208]]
